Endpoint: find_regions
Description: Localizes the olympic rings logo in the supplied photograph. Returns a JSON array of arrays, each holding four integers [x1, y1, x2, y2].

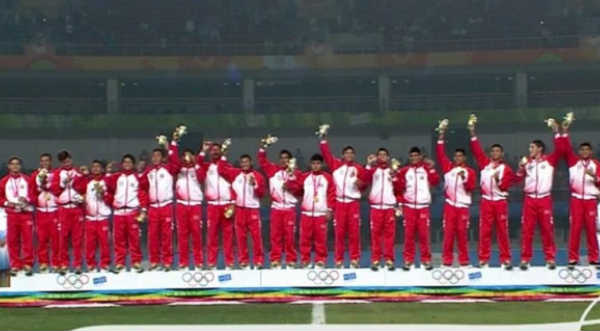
[[431, 268, 465, 285], [306, 270, 340, 285], [181, 271, 215, 287], [56, 274, 90, 290], [558, 268, 593, 284]]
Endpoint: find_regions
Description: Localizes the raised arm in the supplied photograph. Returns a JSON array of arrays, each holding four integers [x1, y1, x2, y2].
[[319, 139, 341, 171], [167, 140, 182, 175], [560, 132, 579, 167], [436, 139, 453, 173], [469, 136, 490, 169], [257, 148, 279, 178], [216, 161, 241, 183]]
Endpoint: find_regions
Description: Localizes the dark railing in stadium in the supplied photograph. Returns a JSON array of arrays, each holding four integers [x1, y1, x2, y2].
[[390, 93, 514, 110], [121, 97, 242, 113], [0, 35, 581, 56], [529, 89, 600, 107], [255, 96, 378, 113], [0, 97, 105, 113]]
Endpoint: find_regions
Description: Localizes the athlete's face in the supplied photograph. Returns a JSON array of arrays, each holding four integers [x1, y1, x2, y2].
[[529, 143, 542, 158], [7, 159, 21, 174], [342, 148, 355, 162], [122, 158, 134, 171], [279, 153, 291, 167], [91, 163, 103, 175], [579, 145, 593, 159], [409, 152, 422, 165], [183, 151, 195, 165], [311, 160, 322, 172], [39, 155, 52, 170], [453, 152, 466, 165], [377, 150, 389, 163], [240, 157, 252, 171], [151, 151, 163, 165], [62, 157, 73, 168], [210, 145, 222, 160], [489, 146, 504, 161]]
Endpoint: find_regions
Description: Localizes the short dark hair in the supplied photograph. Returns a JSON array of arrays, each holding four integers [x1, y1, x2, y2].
[[342, 146, 355, 153], [211, 143, 222, 149], [7, 156, 21, 164], [57, 150, 71, 162], [240, 154, 252, 160], [455, 148, 466, 155], [280, 149, 292, 158], [409, 147, 421, 154], [183, 148, 194, 155], [532, 140, 546, 152], [580, 142, 593, 149], [152, 148, 166, 157], [40, 153, 52, 160], [490, 144, 504, 151], [122, 154, 136, 164], [92, 160, 105, 168], [377, 147, 389, 155], [311, 154, 324, 162]]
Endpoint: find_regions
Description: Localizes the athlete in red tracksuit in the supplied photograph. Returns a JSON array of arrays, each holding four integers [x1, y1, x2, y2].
[[393, 147, 440, 270], [141, 141, 180, 270], [469, 126, 514, 270], [218, 154, 266, 269], [514, 129, 562, 270], [559, 125, 600, 268], [258, 147, 301, 268], [175, 148, 206, 270], [319, 138, 367, 269], [286, 154, 335, 268], [29, 153, 59, 272], [105, 154, 147, 273], [363, 148, 398, 271], [0, 157, 35, 276], [202, 143, 235, 269], [51, 150, 85, 274], [76, 161, 113, 271], [436, 129, 476, 267]]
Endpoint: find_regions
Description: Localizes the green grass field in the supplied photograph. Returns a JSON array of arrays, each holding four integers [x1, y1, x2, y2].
[[1, 302, 600, 331]]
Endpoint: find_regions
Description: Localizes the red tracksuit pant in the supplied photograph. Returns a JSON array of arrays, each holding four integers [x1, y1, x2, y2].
[[370, 208, 396, 263], [269, 208, 297, 265], [7, 212, 33, 269], [520, 196, 556, 262], [148, 205, 174, 266], [235, 207, 264, 266], [175, 204, 203, 267], [58, 207, 84, 268], [299, 214, 328, 264], [113, 213, 142, 266], [568, 197, 599, 263], [478, 199, 511, 264], [206, 204, 235, 267], [402, 206, 431, 264], [442, 203, 470, 266], [85, 220, 110, 269], [36, 211, 59, 268], [334, 200, 361, 264]]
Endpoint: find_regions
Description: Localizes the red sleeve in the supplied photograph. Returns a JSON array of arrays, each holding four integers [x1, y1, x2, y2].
[[51, 169, 63, 196], [105, 173, 117, 195], [320, 140, 341, 171], [469, 136, 490, 169], [167, 141, 182, 175], [393, 168, 407, 203], [561, 134, 579, 167], [197, 152, 206, 169], [137, 173, 149, 208], [464, 168, 477, 192], [216, 161, 240, 183], [361, 165, 376, 185], [547, 133, 562, 167], [28, 171, 40, 204], [285, 172, 305, 196], [102, 179, 114, 206], [195, 165, 206, 183], [326, 173, 336, 211], [258, 148, 278, 178], [498, 164, 514, 191], [0, 176, 7, 208], [595, 160, 600, 187], [355, 164, 368, 192], [436, 140, 453, 173], [425, 164, 440, 187], [72, 175, 88, 195], [254, 171, 266, 198]]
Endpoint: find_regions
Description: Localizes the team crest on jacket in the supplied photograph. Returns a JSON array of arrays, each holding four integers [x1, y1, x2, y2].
[[420, 176, 425, 180], [159, 173, 165, 178], [408, 175, 414, 180], [527, 165, 534, 171], [541, 165, 546, 170]]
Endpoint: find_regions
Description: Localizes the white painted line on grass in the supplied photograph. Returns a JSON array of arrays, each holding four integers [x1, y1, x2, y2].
[[312, 303, 326, 325]]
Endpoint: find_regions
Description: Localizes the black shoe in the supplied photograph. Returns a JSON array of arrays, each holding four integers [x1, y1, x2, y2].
[[385, 260, 395, 271], [24, 266, 33, 277], [503, 263, 513, 271], [478, 262, 488, 269], [591, 261, 600, 269], [423, 262, 434, 271], [74, 268, 82, 275], [547, 261, 556, 270], [370, 263, 379, 271], [519, 262, 529, 271], [402, 262, 412, 271], [335, 262, 343, 269], [9, 268, 18, 277], [567, 261, 577, 270], [58, 267, 67, 276], [133, 263, 144, 273]]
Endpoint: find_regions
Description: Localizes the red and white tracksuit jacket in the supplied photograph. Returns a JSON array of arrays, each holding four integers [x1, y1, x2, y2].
[[219, 166, 266, 266], [560, 133, 600, 263], [320, 139, 367, 265], [364, 162, 397, 263], [393, 162, 440, 264], [29, 168, 59, 268], [141, 141, 180, 267], [514, 133, 561, 263], [287, 170, 335, 265], [470, 136, 514, 264], [175, 156, 206, 267], [78, 175, 113, 269], [0, 173, 34, 269], [202, 156, 235, 267], [437, 140, 476, 266], [106, 170, 148, 266], [51, 166, 85, 268], [258, 148, 301, 266]]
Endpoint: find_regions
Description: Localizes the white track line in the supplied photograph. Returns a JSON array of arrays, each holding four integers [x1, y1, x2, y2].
[[312, 303, 326, 325]]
